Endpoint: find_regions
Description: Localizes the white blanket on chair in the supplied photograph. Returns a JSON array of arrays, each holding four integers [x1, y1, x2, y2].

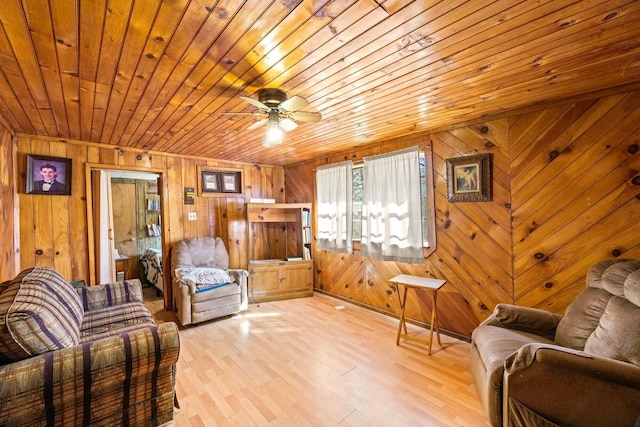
[[174, 267, 234, 289]]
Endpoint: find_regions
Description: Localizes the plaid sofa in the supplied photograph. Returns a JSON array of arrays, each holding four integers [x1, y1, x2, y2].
[[0, 267, 180, 427]]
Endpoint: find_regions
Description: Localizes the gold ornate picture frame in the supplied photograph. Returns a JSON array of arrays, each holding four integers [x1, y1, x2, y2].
[[446, 153, 491, 202]]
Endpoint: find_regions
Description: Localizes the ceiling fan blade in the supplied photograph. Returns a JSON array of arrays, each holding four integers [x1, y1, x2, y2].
[[240, 96, 269, 110], [280, 95, 309, 112], [222, 111, 263, 116], [289, 111, 322, 122], [247, 118, 268, 130], [281, 118, 298, 132]]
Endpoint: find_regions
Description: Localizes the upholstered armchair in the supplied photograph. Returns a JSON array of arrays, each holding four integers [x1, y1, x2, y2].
[[470, 259, 640, 427], [171, 237, 248, 326]]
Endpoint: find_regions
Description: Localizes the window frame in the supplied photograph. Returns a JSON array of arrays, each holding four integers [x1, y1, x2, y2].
[[350, 145, 436, 256]]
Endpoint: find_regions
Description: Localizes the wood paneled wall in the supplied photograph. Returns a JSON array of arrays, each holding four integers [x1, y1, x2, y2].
[[510, 92, 640, 310], [0, 121, 17, 281], [286, 90, 640, 338], [13, 135, 284, 307], [5, 90, 640, 337]]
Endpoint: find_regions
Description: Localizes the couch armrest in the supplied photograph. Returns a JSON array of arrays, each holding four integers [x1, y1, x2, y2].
[[76, 279, 144, 312], [229, 269, 249, 310], [503, 343, 640, 427], [490, 304, 562, 340], [228, 268, 248, 285], [0, 322, 180, 426]]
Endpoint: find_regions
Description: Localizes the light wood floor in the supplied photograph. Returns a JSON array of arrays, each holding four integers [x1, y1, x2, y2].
[[143, 289, 489, 427]]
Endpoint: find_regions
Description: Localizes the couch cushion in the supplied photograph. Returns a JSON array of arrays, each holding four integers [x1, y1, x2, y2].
[[583, 296, 640, 366], [80, 301, 154, 342], [76, 279, 144, 312], [585, 258, 631, 289], [172, 237, 230, 271], [472, 325, 555, 379], [554, 287, 612, 350], [599, 260, 640, 296], [624, 268, 640, 307], [0, 267, 83, 362], [192, 282, 241, 303]]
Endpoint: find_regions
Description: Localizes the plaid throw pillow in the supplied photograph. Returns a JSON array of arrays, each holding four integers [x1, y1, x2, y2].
[[0, 267, 83, 361]]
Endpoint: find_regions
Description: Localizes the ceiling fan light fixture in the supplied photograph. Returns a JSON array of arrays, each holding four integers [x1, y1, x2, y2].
[[264, 109, 284, 147], [265, 125, 283, 147]]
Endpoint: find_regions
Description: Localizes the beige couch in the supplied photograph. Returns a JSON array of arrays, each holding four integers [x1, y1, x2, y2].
[[470, 259, 640, 427], [171, 236, 248, 326], [0, 267, 180, 427]]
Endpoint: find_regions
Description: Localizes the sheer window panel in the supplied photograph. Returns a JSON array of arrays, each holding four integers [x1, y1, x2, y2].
[[361, 147, 423, 264], [316, 161, 353, 253]]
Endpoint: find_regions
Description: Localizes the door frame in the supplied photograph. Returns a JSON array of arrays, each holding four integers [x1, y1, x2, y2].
[[85, 163, 169, 309]]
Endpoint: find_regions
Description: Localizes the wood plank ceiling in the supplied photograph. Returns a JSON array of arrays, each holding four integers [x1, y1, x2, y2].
[[0, 0, 639, 166]]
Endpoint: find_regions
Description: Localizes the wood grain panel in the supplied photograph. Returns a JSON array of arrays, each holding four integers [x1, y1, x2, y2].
[[48, 141, 73, 278], [316, 250, 366, 304], [511, 91, 640, 309], [0, 122, 17, 281], [66, 143, 89, 280]]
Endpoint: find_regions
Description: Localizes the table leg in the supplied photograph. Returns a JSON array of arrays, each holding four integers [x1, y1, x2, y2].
[[395, 283, 408, 335], [396, 285, 408, 345], [428, 289, 441, 355]]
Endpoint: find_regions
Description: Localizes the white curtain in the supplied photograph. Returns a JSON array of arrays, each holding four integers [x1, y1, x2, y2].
[[361, 147, 423, 264], [316, 161, 353, 253]]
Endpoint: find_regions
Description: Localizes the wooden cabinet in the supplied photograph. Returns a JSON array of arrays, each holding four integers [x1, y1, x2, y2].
[[247, 203, 313, 302], [115, 256, 130, 281], [248, 259, 313, 303]]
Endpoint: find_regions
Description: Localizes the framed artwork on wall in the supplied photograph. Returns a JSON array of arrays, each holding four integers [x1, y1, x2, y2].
[[197, 166, 243, 197], [26, 154, 72, 195], [446, 153, 491, 202], [221, 172, 241, 193], [201, 171, 220, 193]]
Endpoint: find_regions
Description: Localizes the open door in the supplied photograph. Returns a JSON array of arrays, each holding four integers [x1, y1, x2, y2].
[[86, 166, 169, 310], [92, 170, 116, 284]]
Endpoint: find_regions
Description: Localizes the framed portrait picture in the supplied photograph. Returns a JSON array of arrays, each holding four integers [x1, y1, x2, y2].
[[221, 172, 241, 193], [26, 155, 72, 195], [446, 153, 491, 202], [201, 171, 220, 193]]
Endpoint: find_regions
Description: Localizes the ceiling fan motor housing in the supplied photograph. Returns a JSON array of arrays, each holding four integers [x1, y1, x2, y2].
[[258, 88, 287, 107]]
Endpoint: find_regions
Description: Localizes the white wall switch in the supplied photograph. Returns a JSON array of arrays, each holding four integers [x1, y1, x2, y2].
[[188, 212, 197, 220]]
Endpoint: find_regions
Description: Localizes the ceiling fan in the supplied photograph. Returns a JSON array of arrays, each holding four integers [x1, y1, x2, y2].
[[225, 88, 322, 146]]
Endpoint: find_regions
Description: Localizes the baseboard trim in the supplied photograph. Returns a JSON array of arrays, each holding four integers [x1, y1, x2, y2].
[[313, 289, 471, 343]]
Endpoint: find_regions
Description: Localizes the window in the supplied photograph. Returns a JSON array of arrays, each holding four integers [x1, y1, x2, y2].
[[360, 147, 424, 263], [351, 150, 432, 248], [316, 161, 353, 253], [352, 165, 364, 240]]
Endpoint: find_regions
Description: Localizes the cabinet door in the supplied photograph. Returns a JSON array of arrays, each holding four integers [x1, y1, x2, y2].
[[249, 263, 281, 298], [282, 261, 313, 293]]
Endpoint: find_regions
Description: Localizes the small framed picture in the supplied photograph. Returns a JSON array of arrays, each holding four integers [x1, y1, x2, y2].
[[446, 154, 491, 202], [221, 172, 241, 193], [26, 155, 72, 195], [201, 171, 220, 193], [197, 166, 243, 197]]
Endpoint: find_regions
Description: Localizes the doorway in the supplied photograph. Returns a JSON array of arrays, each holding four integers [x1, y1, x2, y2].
[[86, 165, 168, 310]]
